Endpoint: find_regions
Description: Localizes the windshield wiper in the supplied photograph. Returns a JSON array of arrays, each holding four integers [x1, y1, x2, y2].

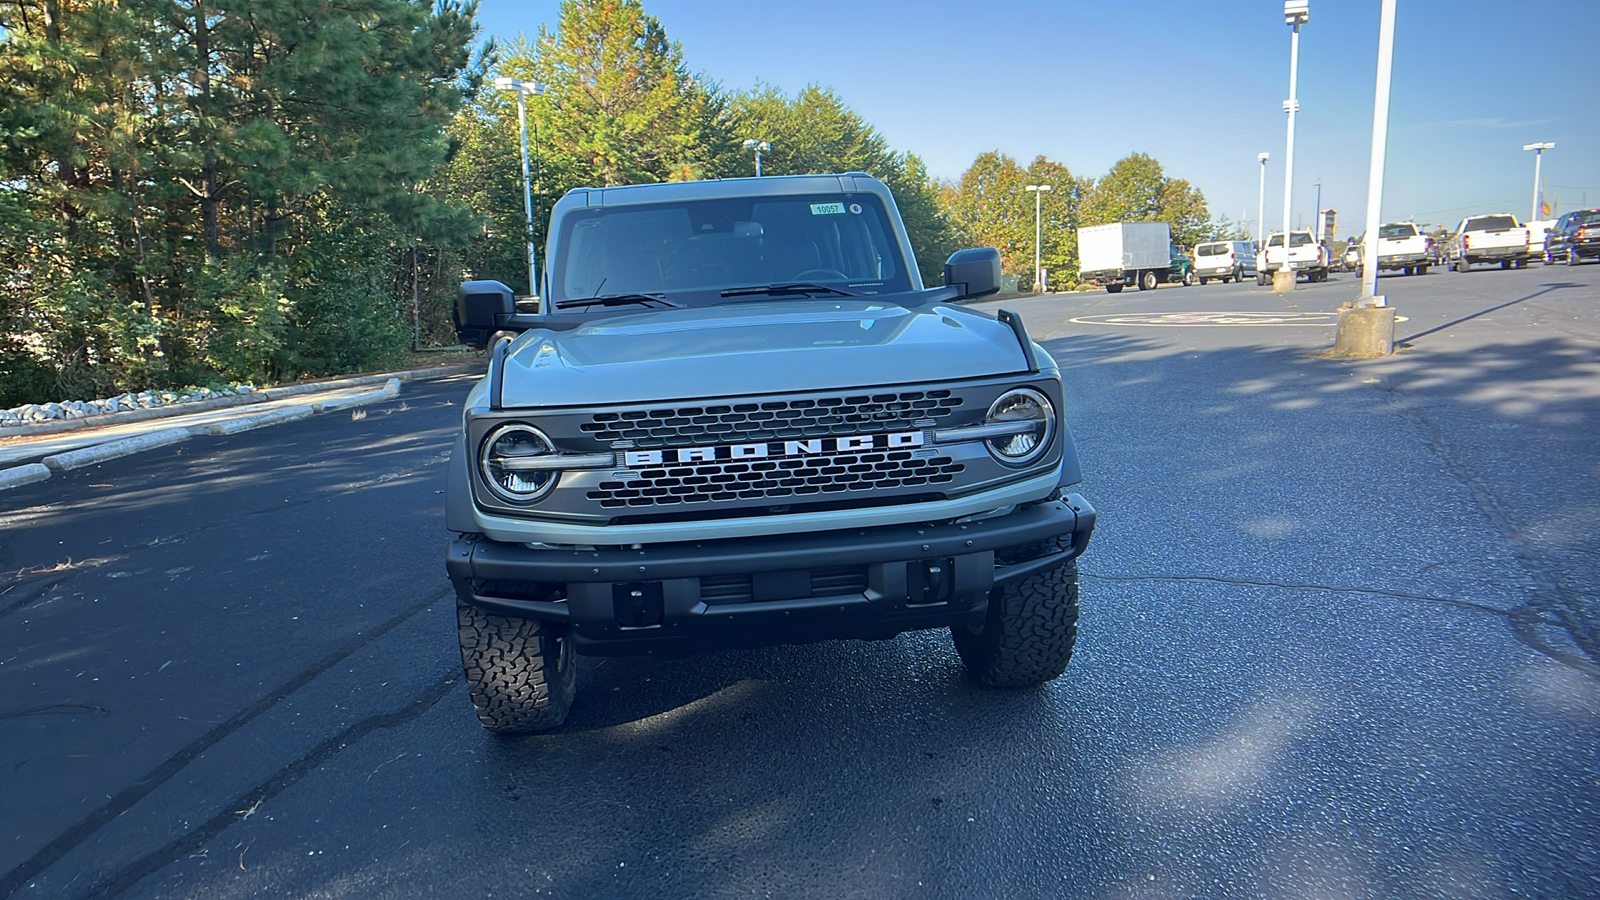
[[553, 293, 682, 310], [720, 282, 861, 299]]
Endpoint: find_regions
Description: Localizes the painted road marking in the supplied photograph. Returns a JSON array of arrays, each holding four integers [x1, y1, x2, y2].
[[1069, 311, 1408, 327]]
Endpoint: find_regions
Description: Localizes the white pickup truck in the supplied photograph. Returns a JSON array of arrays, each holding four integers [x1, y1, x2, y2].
[[1371, 222, 1432, 275], [1257, 230, 1329, 284], [1447, 214, 1529, 272]]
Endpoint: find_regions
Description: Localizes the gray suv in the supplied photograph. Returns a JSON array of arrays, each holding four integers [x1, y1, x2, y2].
[[447, 173, 1096, 731]]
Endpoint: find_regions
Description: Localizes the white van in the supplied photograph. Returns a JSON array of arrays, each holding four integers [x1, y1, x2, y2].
[[1192, 240, 1257, 284]]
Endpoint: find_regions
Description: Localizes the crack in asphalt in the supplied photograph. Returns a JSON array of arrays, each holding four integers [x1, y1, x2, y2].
[[78, 673, 461, 900], [1083, 570, 1600, 679], [1375, 379, 1600, 677], [0, 588, 452, 899]]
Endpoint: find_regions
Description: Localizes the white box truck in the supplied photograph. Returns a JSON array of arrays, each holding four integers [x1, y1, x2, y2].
[[1078, 222, 1173, 293]]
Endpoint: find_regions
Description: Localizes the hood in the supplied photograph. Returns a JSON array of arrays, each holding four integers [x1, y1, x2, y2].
[[497, 300, 1031, 408]]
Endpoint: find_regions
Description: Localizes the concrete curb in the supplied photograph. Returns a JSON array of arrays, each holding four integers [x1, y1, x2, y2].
[[0, 463, 52, 491], [198, 405, 317, 436], [41, 427, 193, 472], [310, 379, 401, 413], [0, 362, 481, 439]]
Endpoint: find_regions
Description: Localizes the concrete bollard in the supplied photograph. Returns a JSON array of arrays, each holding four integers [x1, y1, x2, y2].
[[1331, 306, 1397, 358]]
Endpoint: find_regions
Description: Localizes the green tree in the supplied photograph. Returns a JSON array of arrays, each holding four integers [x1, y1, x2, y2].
[[1079, 152, 1214, 250]]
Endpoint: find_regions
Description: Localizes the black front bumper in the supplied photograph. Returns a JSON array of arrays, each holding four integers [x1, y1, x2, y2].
[[447, 494, 1095, 655]]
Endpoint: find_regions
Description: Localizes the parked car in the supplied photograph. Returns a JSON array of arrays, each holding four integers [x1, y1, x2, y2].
[[1543, 209, 1600, 266], [1164, 246, 1197, 286], [1372, 222, 1433, 275], [1342, 241, 1362, 272], [1192, 240, 1257, 284], [1258, 230, 1329, 284], [1447, 214, 1529, 271], [1526, 219, 1556, 259]]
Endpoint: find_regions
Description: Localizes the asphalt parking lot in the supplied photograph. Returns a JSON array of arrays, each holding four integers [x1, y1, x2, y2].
[[2, 262, 1596, 899]]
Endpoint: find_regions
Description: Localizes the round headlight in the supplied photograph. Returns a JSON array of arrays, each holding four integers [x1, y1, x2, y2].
[[480, 424, 559, 502], [984, 388, 1055, 466]]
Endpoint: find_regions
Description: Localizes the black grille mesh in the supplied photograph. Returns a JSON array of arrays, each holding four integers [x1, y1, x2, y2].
[[588, 450, 963, 508], [581, 391, 963, 448]]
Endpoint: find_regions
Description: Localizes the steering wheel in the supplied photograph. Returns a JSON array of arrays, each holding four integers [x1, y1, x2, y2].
[[791, 268, 848, 282]]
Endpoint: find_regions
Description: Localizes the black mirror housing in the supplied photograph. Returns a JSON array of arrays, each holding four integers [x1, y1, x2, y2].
[[944, 248, 1002, 299], [455, 280, 516, 349]]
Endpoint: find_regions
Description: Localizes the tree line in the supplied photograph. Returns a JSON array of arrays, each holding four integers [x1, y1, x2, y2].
[[1, 0, 1236, 408]]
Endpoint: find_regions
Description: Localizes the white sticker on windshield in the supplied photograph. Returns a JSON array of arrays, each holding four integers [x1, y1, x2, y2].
[[810, 202, 847, 216], [849, 203, 863, 215]]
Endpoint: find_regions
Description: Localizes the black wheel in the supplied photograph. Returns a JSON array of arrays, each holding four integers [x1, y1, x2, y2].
[[1402, 265, 1414, 276], [1457, 257, 1470, 273], [1256, 272, 1269, 286], [1138, 270, 1158, 291], [1181, 269, 1196, 287], [1233, 265, 1244, 283], [1567, 248, 1579, 267], [1544, 250, 1553, 266], [1417, 265, 1429, 275], [1199, 277, 1209, 286], [457, 600, 576, 733], [1105, 282, 1123, 293], [952, 551, 1079, 687]]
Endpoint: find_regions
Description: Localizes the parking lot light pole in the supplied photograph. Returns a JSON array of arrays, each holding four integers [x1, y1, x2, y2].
[[1025, 184, 1052, 292], [1334, 0, 1398, 359], [741, 139, 771, 177], [1523, 142, 1555, 222], [1276, 0, 1309, 292], [493, 76, 547, 299], [1257, 153, 1270, 248]]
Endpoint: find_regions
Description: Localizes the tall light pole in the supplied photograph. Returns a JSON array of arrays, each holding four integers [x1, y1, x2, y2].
[[1333, 0, 1398, 360], [1523, 142, 1555, 222], [1277, 0, 1309, 291], [1257, 152, 1270, 248], [494, 76, 547, 298], [741, 139, 771, 177], [1025, 184, 1052, 292], [1313, 179, 1322, 242]]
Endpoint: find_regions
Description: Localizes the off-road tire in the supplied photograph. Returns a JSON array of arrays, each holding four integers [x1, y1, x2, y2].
[[457, 600, 576, 733], [951, 553, 1079, 687]]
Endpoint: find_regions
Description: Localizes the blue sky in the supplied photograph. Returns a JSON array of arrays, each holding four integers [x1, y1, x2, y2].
[[473, 0, 1599, 238]]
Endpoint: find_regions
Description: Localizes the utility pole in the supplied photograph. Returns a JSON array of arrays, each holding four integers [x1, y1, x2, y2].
[[1276, 0, 1309, 292], [1025, 184, 1052, 292], [1334, 0, 1399, 358]]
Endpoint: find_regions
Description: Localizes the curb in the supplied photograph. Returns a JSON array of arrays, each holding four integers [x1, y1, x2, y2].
[[41, 427, 193, 472], [1, 367, 466, 490], [0, 463, 52, 490], [310, 379, 401, 413], [199, 405, 317, 436], [0, 363, 480, 439]]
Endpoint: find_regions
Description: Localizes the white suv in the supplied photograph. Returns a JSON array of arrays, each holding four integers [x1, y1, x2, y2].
[[1193, 240, 1257, 285]]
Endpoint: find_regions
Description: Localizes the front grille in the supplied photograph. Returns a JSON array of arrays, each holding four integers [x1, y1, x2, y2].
[[587, 450, 964, 509], [580, 391, 964, 448]]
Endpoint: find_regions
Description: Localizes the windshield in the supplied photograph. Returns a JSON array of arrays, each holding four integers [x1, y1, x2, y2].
[[1379, 224, 1417, 239], [1465, 215, 1519, 231], [548, 193, 912, 306]]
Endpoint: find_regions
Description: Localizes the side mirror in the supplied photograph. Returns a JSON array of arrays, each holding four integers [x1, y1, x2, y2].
[[455, 280, 516, 349], [944, 248, 1001, 299]]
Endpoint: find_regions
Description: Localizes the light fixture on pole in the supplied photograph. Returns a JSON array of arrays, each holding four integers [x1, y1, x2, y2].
[[493, 76, 547, 299], [1257, 152, 1270, 249], [741, 139, 771, 177], [1025, 184, 1052, 292], [1277, 0, 1309, 291], [1523, 142, 1555, 222]]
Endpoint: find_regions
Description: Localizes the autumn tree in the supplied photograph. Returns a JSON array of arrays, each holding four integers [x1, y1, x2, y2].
[[1079, 152, 1214, 250]]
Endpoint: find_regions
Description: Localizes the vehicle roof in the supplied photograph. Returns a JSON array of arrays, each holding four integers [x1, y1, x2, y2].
[[556, 173, 890, 208]]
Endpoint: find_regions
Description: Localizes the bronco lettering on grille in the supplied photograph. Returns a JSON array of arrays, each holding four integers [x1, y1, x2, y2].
[[622, 431, 925, 467]]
